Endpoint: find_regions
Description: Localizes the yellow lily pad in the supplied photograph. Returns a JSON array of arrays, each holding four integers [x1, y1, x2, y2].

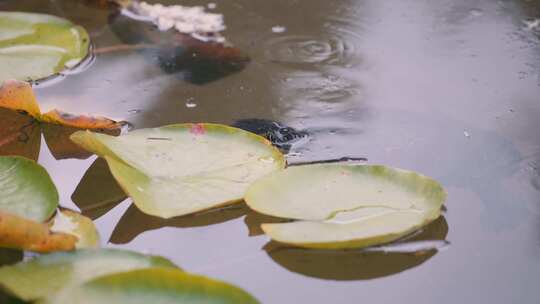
[[245, 164, 446, 249], [71, 123, 285, 218]]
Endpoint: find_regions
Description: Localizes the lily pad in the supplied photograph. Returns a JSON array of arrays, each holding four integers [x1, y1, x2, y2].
[[0, 12, 90, 83], [0, 249, 178, 301], [245, 164, 446, 249], [45, 268, 259, 304], [51, 209, 100, 249], [71, 123, 285, 218], [0, 156, 58, 222]]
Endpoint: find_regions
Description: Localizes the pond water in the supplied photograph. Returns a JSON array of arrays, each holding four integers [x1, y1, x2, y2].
[[2, 0, 540, 303]]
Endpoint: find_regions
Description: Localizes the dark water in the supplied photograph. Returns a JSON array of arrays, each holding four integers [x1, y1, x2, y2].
[[2, 0, 540, 303]]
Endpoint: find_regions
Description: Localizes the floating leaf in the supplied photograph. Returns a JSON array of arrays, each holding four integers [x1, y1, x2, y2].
[[71, 123, 285, 218], [0, 80, 124, 160], [0, 79, 41, 116], [46, 268, 259, 304], [0, 249, 178, 301], [51, 209, 100, 249], [41, 110, 123, 160], [0, 211, 76, 253], [0, 156, 99, 252], [0, 156, 58, 222], [245, 164, 446, 249], [0, 12, 90, 83]]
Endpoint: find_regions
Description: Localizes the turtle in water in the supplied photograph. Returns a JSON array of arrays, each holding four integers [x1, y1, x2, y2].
[[232, 119, 309, 153]]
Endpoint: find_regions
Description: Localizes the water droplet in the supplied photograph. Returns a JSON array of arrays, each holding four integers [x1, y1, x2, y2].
[[463, 130, 471, 138], [264, 34, 357, 67], [185, 97, 197, 108], [523, 19, 540, 30], [271, 26, 287, 33]]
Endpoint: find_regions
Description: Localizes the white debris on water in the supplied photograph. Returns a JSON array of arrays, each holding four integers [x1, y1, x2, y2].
[[207, 3, 217, 9], [463, 130, 471, 138], [125, 1, 226, 42], [271, 25, 287, 33], [523, 19, 540, 30]]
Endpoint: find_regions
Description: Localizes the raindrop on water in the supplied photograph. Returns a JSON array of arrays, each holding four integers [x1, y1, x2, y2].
[[272, 26, 287, 33], [185, 97, 197, 108]]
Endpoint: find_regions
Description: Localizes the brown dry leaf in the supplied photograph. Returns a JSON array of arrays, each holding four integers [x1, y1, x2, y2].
[[41, 110, 124, 130], [0, 80, 125, 160], [0, 80, 41, 118], [0, 211, 77, 253], [42, 110, 123, 159]]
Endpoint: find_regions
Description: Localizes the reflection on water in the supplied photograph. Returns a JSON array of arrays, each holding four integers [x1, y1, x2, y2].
[[0, 108, 40, 161], [109, 13, 250, 85], [0, 249, 22, 267], [71, 158, 127, 220], [266, 217, 448, 281], [109, 203, 249, 244]]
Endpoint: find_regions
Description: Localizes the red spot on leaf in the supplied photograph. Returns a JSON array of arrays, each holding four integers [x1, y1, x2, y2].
[[190, 123, 206, 135]]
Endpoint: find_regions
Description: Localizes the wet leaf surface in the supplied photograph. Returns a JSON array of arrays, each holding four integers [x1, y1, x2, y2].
[[45, 267, 259, 304], [0, 156, 58, 222], [71, 123, 285, 218], [0, 248, 178, 301], [0, 12, 90, 83], [245, 164, 446, 249]]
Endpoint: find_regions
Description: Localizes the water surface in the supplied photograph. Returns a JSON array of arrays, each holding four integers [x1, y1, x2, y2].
[[2, 0, 540, 303]]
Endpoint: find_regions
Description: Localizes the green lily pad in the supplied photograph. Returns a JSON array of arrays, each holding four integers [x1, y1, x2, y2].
[[0, 249, 178, 301], [0, 12, 90, 83], [245, 164, 446, 249], [0, 156, 58, 222], [50, 209, 100, 249], [45, 268, 259, 304], [71, 123, 286, 218]]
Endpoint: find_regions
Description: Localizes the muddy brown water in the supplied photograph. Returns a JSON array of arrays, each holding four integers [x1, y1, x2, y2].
[[1, 0, 540, 303]]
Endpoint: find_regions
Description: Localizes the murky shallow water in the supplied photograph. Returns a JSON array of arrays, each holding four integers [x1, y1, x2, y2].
[[2, 0, 540, 303]]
